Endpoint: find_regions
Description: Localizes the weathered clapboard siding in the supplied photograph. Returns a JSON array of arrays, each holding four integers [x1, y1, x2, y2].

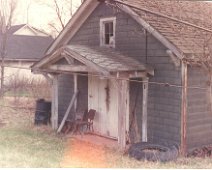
[[58, 74, 74, 123], [187, 66, 212, 151], [58, 74, 88, 123], [148, 61, 182, 144], [69, 2, 182, 144], [77, 75, 88, 114]]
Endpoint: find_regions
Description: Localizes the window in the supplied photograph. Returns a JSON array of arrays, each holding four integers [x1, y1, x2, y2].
[[100, 17, 116, 48]]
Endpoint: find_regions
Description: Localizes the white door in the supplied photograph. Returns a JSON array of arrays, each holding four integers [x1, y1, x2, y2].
[[88, 75, 118, 138]]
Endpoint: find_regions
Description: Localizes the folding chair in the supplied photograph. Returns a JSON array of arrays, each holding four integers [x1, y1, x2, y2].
[[71, 109, 96, 135]]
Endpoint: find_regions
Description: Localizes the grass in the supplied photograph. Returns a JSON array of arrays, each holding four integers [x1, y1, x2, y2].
[[0, 97, 64, 168], [63, 138, 212, 169], [1, 96, 212, 168], [0, 127, 64, 168]]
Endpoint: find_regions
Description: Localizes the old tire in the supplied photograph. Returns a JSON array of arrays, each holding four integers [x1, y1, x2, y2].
[[128, 142, 178, 162]]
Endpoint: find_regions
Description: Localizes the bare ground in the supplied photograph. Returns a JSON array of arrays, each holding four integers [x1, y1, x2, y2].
[[61, 138, 109, 168]]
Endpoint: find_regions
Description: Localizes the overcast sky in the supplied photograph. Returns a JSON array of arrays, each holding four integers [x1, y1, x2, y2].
[[13, 0, 82, 37]]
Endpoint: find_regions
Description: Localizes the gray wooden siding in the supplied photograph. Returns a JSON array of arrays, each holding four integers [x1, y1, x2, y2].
[[58, 74, 74, 122], [77, 75, 88, 114], [187, 66, 212, 151], [58, 74, 88, 123], [68, 3, 182, 144]]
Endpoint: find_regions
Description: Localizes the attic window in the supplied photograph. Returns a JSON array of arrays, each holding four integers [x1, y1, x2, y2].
[[100, 17, 116, 48]]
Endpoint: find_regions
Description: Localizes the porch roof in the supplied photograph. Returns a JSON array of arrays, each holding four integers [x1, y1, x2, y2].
[[32, 45, 154, 76]]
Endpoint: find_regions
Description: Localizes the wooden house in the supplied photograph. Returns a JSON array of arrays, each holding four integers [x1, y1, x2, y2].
[[32, 0, 212, 155], [0, 24, 53, 84]]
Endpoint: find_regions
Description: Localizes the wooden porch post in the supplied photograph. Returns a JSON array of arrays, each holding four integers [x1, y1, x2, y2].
[[51, 74, 59, 130], [117, 79, 129, 150], [142, 77, 149, 142], [74, 73, 78, 112], [181, 62, 188, 156]]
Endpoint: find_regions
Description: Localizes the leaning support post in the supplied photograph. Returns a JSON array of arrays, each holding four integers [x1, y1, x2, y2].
[[51, 74, 59, 130], [57, 91, 78, 133], [181, 62, 188, 156], [117, 79, 128, 150], [142, 77, 149, 142]]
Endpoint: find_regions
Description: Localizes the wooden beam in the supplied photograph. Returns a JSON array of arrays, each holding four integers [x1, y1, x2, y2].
[[142, 77, 149, 142], [57, 91, 78, 133], [119, 4, 184, 59], [117, 79, 129, 150], [74, 74, 78, 112], [42, 73, 53, 85], [129, 72, 147, 78], [181, 62, 188, 156], [32, 47, 64, 70], [51, 75, 59, 130], [65, 55, 74, 64], [166, 50, 181, 67], [47, 64, 89, 73]]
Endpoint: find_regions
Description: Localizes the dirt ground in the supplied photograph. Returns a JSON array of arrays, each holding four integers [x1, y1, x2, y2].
[[61, 138, 109, 168]]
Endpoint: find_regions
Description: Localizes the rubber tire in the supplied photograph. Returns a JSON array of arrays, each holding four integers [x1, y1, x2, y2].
[[128, 141, 179, 162]]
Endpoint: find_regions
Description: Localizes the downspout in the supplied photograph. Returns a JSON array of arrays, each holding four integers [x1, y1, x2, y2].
[[181, 61, 188, 156]]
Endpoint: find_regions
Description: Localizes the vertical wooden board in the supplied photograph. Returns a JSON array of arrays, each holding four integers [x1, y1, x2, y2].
[[108, 80, 119, 137], [88, 75, 101, 134], [118, 80, 128, 149], [125, 82, 130, 134], [88, 76, 119, 138], [142, 78, 149, 142], [51, 75, 58, 130], [98, 78, 107, 136], [74, 74, 78, 112]]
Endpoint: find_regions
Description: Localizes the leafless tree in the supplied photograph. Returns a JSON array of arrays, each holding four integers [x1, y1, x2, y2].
[[49, 0, 82, 34], [0, 0, 17, 95]]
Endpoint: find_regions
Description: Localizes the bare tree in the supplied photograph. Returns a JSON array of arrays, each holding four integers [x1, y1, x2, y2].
[[0, 0, 17, 95], [49, 0, 82, 34]]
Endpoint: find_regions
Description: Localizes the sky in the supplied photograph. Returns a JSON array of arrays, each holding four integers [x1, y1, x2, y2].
[[12, 0, 82, 37]]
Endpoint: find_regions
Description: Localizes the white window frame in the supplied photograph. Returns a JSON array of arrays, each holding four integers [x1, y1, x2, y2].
[[100, 17, 116, 48]]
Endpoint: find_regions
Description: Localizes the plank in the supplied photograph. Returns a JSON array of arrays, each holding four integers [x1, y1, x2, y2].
[[51, 75, 59, 130], [74, 74, 78, 112], [142, 77, 149, 142], [57, 91, 78, 133], [117, 79, 129, 150]]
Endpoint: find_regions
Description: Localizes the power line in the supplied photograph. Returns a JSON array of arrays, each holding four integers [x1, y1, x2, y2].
[[2, 64, 209, 90]]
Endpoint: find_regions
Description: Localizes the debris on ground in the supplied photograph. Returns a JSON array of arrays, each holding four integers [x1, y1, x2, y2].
[[188, 146, 212, 158]]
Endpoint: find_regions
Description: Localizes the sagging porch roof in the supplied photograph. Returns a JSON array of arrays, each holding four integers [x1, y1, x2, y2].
[[32, 45, 154, 77]]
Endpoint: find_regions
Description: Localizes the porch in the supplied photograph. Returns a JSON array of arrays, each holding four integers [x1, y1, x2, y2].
[[32, 45, 154, 149]]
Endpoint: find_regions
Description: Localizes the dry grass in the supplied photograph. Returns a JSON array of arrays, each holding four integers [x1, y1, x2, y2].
[[61, 138, 212, 169], [0, 97, 64, 168], [1, 96, 212, 168]]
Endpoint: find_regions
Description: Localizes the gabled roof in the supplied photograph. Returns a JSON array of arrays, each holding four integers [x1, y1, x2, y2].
[[32, 45, 154, 76], [1, 24, 54, 61], [13, 24, 50, 37], [45, 0, 212, 65], [114, 0, 212, 64], [5, 35, 54, 61]]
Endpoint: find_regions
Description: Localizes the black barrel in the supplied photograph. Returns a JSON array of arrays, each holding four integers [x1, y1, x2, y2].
[[34, 99, 51, 125]]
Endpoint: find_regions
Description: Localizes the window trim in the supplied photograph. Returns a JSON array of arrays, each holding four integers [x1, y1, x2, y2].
[[100, 17, 116, 48]]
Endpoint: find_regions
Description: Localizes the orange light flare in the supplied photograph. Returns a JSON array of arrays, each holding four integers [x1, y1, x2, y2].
[[61, 139, 109, 168]]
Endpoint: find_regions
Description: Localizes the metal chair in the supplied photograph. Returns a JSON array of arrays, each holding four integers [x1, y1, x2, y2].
[[71, 109, 96, 135]]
